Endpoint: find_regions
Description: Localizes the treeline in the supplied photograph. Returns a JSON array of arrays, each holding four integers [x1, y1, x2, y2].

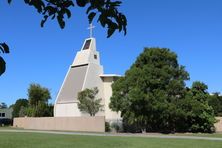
[[110, 47, 222, 133], [12, 83, 53, 118]]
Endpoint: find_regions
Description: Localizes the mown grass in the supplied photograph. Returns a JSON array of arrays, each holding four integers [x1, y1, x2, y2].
[[0, 132, 222, 148], [173, 133, 222, 138]]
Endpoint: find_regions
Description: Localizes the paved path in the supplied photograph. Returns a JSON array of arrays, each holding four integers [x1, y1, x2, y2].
[[1, 129, 222, 141]]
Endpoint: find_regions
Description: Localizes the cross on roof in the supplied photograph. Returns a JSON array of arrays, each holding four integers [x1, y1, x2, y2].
[[87, 23, 95, 38]]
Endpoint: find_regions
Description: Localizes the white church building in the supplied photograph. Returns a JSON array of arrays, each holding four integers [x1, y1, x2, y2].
[[54, 34, 121, 122]]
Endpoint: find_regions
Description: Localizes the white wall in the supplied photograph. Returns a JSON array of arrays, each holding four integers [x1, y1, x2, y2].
[[54, 103, 81, 117], [102, 77, 121, 121]]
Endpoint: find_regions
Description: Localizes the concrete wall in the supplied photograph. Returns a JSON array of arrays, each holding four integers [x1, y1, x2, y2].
[[13, 116, 105, 133], [215, 117, 222, 133]]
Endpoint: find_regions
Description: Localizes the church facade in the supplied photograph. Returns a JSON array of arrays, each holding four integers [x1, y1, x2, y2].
[[54, 37, 121, 122]]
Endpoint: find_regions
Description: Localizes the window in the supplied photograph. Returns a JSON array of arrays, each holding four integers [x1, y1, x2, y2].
[[94, 54, 97, 59], [83, 39, 91, 50], [0, 113, 5, 117]]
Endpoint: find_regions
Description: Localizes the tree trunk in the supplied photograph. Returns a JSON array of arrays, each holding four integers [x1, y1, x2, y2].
[[141, 128, 146, 133]]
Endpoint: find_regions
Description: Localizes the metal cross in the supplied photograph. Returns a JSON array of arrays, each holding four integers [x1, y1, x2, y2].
[[87, 23, 95, 38]]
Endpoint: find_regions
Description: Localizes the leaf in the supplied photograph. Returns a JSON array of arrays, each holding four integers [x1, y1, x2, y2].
[[0, 56, 6, 76], [8, 0, 12, 4], [63, 1, 74, 7], [86, 6, 93, 14], [107, 28, 115, 38], [0, 46, 3, 53], [41, 15, 48, 27], [76, 0, 88, 7], [0, 43, 10, 53], [57, 15, 65, 29], [51, 14, 56, 20], [24, 0, 29, 4], [64, 9, 72, 18], [44, 6, 57, 16], [97, 14, 106, 27], [111, 1, 122, 6], [88, 12, 96, 24]]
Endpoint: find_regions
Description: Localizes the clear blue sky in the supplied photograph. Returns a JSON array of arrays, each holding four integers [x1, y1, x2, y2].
[[0, 0, 222, 106]]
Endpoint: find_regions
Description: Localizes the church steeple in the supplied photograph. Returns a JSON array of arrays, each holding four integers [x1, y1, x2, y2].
[[72, 37, 100, 66], [54, 24, 104, 117], [71, 24, 99, 66]]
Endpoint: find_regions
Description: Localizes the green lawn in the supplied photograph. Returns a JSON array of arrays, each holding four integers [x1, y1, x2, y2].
[[0, 132, 222, 148], [174, 133, 222, 138]]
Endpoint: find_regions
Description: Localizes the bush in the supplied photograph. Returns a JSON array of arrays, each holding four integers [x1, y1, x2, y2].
[[0, 118, 13, 126], [111, 121, 123, 133], [122, 119, 142, 133], [105, 122, 111, 132]]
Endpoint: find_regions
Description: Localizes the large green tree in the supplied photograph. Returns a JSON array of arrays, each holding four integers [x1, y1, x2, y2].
[[1, 0, 127, 76], [110, 47, 189, 132], [77, 87, 103, 116]]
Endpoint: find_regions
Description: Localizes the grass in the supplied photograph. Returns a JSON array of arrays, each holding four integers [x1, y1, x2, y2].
[[173, 133, 222, 138], [0, 132, 222, 148], [2, 126, 222, 137]]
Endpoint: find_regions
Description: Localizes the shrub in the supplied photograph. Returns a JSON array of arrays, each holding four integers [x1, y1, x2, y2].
[[105, 122, 111, 132], [0, 118, 12, 126]]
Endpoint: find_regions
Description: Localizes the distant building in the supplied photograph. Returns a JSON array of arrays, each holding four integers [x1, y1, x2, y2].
[[0, 108, 13, 119], [54, 37, 121, 122]]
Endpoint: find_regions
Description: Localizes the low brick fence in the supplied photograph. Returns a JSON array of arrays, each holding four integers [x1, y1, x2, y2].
[[13, 116, 221, 133], [215, 117, 222, 133], [13, 116, 105, 133]]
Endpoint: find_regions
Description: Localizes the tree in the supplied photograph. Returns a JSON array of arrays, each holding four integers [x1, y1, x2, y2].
[[12, 85, 53, 118], [18, 106, 27, 117], [1, 0, 127, 76], [12, 98, 29, 118], [77, 87, 103, 116], [26, 102, 53, 117], [178, 82, 216, 133], [110, 47, 189, 132], [26, 83, 52, 117], [0, 102, 7, 109], [28, 83, 51, 107], [208, 92, 222, 116]]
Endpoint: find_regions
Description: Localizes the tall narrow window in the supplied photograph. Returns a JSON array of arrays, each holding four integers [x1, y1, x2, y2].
[[83, 39, 91, 50]]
